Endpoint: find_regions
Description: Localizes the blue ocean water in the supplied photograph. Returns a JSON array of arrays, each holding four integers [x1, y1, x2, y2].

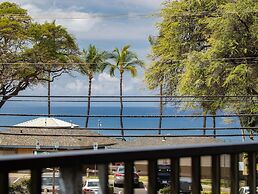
[[0, 103, 249, 143]]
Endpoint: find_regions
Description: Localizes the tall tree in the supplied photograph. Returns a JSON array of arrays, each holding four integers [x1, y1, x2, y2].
[[178, 52, 226, 136], [145, 36, 165, 134], [25, 21, 79, 116], [106, 45, 144, 139], [0, 2, 42, 109], [79, 45, 109, 128], [146, 0, 257, 139], [206, 0, 258, 139], [146, 0, 224, 130]]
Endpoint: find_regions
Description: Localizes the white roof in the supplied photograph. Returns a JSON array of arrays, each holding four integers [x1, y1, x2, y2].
[[14, 117, 79, 128]]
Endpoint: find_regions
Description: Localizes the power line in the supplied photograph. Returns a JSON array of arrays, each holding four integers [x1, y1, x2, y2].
[[0, 57, 257, 65], [0, 132, 256, 138], [0, 113, 256, 118], [0, 126, 257, 131], [0, 10, 257, 20], [0, 95, 257, 98], [0, 13, 157, 20], [1, 99, 257, 103]]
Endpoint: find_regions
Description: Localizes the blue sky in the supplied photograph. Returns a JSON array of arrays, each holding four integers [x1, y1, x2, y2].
[[0, 0, 162, 101]]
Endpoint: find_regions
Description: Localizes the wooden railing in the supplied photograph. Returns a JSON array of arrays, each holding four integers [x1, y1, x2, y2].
[[0, 142, 257, 194]]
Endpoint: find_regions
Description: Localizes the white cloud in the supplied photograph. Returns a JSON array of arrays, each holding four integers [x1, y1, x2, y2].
[[92, 73, 119, 95], [119, 0, 162, 9], [21, 4, 102, 35], [1, 0, 157, 41], [1, 0, 157, 101], [76, 19, 155, 40], [65, 79, 87, 94]]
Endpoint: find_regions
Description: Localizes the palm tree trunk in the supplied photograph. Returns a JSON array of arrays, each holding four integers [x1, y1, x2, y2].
[[85, 76, 92, 128], [203, 110, 207, 135], [120, 71, 124, 139], [240, 118, 246, 142], [213, 114, 216, 138], [48, 70, 51, 117], [158, 84, 163, 134]]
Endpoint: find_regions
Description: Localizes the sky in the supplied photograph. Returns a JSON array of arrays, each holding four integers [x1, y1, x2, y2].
[[0, 0, 163, 103]]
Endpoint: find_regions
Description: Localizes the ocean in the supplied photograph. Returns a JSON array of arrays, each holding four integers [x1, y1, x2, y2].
[[0, 103, 250, 143]]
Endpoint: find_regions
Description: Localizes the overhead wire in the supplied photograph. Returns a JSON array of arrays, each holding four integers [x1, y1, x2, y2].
[[0, 57, 257, 65], [0, 10, 257, 20], [0, 132, 256, 138], [0, 113, 256, 118], [0, 95, 257, 98], [0, 126, 257, 131]]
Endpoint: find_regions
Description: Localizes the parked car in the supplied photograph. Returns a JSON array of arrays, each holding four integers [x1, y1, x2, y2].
[[239, 186, 258, 194], [82, 179, 101, 194], [157, 165, 192, 193], [42, 173, 60, 193], [113, 166, 140, 187]]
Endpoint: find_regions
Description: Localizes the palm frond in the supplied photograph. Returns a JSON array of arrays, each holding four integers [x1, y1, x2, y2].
[[125, 65, 137, 77], [109, 64, 117, 77]]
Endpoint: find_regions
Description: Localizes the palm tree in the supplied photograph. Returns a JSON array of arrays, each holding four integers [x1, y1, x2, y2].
[[106, 45, 144, 139], [79, 45, 109, 128]]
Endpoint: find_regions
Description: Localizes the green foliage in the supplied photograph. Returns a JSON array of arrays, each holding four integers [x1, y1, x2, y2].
[[0, 2, 79, 108], [79, 44, 109, 79], [9, 179, 31, 194], [146, 0, 258, 135], [107, 45, 144, 77], [25, 21, 79, 80], [159, 186, 170, 194]]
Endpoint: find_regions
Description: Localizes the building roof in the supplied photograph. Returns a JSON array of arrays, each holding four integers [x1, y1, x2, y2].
[[0, 128, 116, 150], [14, 117, 79, 128], [112, 136, 223, 149]]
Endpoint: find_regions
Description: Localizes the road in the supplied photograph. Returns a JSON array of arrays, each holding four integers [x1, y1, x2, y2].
[[114, 187, 148, 194]]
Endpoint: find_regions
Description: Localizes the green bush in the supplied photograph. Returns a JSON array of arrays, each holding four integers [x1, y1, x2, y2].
[[159, 186, 170, 194], [9, 179, 31, 194]]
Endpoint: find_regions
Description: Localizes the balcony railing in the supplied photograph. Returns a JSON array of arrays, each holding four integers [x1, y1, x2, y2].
[[0, 142, 258, 194]]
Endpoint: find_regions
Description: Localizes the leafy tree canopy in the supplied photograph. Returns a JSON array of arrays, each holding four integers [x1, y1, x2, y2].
[[0, 2, 79, 108], [145, 0, 258, 131]]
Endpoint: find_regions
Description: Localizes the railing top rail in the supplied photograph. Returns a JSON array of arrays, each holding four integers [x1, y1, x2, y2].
[[0, 142, 257, 171]]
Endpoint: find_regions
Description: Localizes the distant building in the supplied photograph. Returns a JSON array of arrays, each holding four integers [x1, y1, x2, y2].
[[0, 118, 116, 155], [14, 117, 79, 128]]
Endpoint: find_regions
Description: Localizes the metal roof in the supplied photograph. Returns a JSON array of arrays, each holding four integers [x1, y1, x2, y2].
[[14, 117, 79, 128]]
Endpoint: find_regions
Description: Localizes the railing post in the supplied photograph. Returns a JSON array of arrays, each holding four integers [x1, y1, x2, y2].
[[98, 164, 110, 194], [148, 160, 158, 194], [124, 161, 134, 194], [170, 158, 180, 194], [248, 152, 256, 194], [0, 171, 8, 194], [212, 155, 221, 194], [192, 156, 201, 194], [230, 153, 239, 194], [60, 166, 82, 194], [31, 169, 42, 194]]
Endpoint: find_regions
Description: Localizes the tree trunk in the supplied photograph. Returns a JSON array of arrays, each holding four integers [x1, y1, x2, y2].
[[203, 111, 207, 135], [213, 114, 216, 138], [48, 70, 51, 117], [0, 96, 7, 109], [240, 117, 246, 142], [158, 84, 163, 134], [120, 71, 124, 139], [85, 77, 92, 128], [0, 101, 4, 109]]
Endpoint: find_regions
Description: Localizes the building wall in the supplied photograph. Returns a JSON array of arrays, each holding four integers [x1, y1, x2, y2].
[[17, 148, 33, 154], [0, 149, 16, 155]]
